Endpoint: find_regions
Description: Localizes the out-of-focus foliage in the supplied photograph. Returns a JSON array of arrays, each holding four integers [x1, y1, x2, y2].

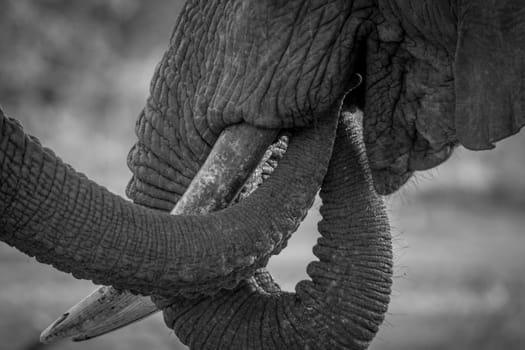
[[0, 0, 184, 192], [0, 0, 183, 130], [0, 0, 140, 105]]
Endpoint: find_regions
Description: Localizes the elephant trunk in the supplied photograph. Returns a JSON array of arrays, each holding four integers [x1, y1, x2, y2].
[[0, 106, 336, 298], [161, 111, 392, 350]]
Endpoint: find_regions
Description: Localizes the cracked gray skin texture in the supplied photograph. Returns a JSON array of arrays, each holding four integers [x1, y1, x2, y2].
[[1, 0, 525, 349]]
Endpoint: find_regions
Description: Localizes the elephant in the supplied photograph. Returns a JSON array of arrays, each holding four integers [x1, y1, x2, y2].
[[1, 1, 525, 349]]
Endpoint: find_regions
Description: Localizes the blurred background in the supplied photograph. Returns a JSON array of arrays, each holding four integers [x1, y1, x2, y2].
[[1, 1, 525, 349]]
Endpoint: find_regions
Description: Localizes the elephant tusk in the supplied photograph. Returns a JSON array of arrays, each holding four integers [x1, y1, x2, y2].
[[40, 286, 158, 343], [40, 123, 279, 343]]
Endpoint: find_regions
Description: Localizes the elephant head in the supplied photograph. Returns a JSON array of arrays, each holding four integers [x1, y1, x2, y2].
[[1, 1, 524, 349]]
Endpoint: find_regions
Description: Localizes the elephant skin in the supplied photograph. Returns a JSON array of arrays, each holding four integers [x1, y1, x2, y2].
[[1, 1, 525, 349]]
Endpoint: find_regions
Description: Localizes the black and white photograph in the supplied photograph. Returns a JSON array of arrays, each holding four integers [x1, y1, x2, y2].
[[1, 1, 524, 349]]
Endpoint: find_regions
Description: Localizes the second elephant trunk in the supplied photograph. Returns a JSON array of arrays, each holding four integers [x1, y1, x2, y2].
[[0, 106, 335, 298], [160, 112, 393, 350]]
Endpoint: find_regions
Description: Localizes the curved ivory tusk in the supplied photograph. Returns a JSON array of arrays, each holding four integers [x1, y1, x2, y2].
[[40, 286, 159, 343], [40, 123, 278, 343]]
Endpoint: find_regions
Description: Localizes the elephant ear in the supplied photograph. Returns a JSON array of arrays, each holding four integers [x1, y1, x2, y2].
[[455, 2, 525, 150]]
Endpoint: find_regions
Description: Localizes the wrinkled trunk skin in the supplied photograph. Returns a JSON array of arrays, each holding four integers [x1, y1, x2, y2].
[[0, 0, 367, 301], [0, 106, 335, 298], [159, 112, 392, 350]]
